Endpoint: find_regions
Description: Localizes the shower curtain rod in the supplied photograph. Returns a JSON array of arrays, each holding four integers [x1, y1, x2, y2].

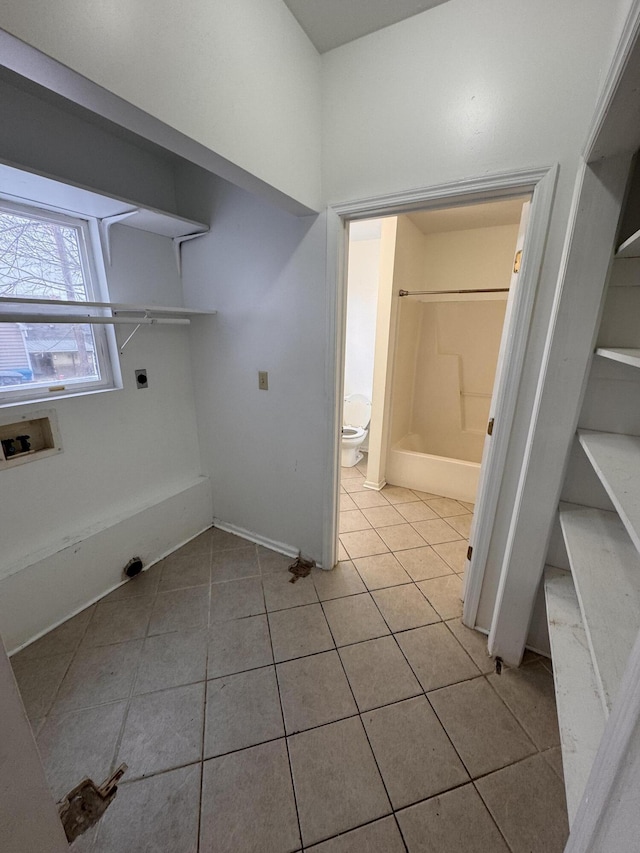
[[398, 288, 509, 297]]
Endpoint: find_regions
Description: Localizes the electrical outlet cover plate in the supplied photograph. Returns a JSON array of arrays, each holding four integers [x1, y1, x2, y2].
[[258, 371, 268, 391], [135, 369, 148, 389]]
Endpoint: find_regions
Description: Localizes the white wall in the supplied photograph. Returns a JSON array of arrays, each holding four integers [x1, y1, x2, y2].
[[344, 233, 381, 402], [179, 168, 328, 562], [322, 0, 630, 633], [0, 0, 322, 211]]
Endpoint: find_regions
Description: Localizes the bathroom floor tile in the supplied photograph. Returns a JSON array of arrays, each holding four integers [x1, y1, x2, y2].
[[445, 619, 494, 674], [340, 493, 358, 512], [381, 486, 418, 504], [268, 603, 335, 662], [37, 701, 127, 800], [395, 623, 479, 692], [11, 652, 73, 720], [204, 666, 283, 757], [51, 641, 143, 714], [353, 553, 412, 590], [338, 541, 349, 561], [262, 570, 319, 611], [542, 746, 565, 782], [117, 682, 205, 779], [475, 754, 569, 853], [425, 497, 469, 518], [134, 628, 208, 694], [410, 518, 462, 545], [173, 529, 213, 558], [200, 740, 300, 853], [339, 509, 372, 533], [256, 545, 292, 574], [339, 529, 389, 559], [417, 574, 463, 620], [394, 501, 439, 523], [288, 716, 391, 847], [377, 523, 427, 552], [351, 490, 390, 509], [429, 677, 536, 778], [94, 764, 201, 853], [372, 584, 440, 632], [209, 577, 264, 622], [210, 528, 251, 553], [341, 465, 365, 480], [323, 593, 390, 646], [210, 545, 260, 583], [487, 660, 560, 750], [339, 636, 421, 712], [410, 489, 441, 500], [277, 650, 357, 733], [432, 539, 469, 573], [148, 586, 209, 635], [312, 561, 367, 601], [396, 784, 510, 853], [15, 608, 94, 661], [394, 546, 454, 581], [305, 816, 405, 853], [207, 614, 273, 678], [157, 551, 210, 591], [362, 696, 469, 809], [342, 477, 369, 493], [83, 596, 153, 647], [443, 513, 473, 538], [361, 505, 406, 528]]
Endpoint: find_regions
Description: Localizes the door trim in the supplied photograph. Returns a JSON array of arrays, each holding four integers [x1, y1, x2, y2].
[[324, 166, 557, 631]]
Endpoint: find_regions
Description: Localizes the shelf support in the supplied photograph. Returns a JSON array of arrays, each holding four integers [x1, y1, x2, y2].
[[99, 210, 138, 266], [173, 232, 207, 275]]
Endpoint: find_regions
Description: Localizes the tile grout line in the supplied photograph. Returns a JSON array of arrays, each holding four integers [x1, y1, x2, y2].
[[195, 538, 214, 853], [260, 558, 305, 852], [317, 596, 406, 852]]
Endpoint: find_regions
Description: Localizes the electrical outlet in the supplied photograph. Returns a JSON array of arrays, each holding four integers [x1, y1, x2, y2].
[[135, 369, 148, 389], [258, 371, 269, 391]]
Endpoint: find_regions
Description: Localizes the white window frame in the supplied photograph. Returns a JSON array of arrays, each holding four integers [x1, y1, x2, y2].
[[0, 198, 121, 408]]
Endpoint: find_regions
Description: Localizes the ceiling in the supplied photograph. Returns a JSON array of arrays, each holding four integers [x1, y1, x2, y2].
[[283, 0, 452, 53], [407, 198, 528, 235]]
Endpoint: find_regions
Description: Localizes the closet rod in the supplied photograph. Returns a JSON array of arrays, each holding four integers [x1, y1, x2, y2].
[[398, 288, 509, 297], [0, 313, 190, 326]]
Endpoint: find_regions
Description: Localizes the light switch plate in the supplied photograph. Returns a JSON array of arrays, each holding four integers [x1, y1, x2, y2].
[[258, 371, 268, 391]]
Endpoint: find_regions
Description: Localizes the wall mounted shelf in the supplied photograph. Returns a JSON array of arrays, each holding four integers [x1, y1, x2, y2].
[[615, 228, 640, 258], [595, 346, 640, 367]]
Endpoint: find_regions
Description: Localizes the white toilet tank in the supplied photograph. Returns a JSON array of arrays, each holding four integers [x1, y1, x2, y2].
[[343, 394, 371, 429]]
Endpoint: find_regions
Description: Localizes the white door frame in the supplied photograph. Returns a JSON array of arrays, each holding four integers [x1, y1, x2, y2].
[[323, 166, 557, 633]]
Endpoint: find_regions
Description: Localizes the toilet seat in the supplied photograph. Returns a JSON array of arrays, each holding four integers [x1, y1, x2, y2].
[[342, 426, 365, 439]]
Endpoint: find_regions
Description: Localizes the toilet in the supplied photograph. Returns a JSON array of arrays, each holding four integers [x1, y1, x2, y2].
[[341, 394, 371, 467]]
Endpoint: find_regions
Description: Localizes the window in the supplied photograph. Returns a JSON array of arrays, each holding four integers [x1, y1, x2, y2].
[[0, 200, 117, 406]]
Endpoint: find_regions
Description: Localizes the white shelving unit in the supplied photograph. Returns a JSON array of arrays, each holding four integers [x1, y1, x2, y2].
[[544, 567, 606, 826], [544, 191, 640, 831]]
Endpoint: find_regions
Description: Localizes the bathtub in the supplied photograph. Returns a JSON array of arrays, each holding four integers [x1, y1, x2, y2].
[[386, 433, 480, 503]]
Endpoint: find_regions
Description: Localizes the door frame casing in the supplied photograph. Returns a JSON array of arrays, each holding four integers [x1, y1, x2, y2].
[[323, 166, 557, 635]]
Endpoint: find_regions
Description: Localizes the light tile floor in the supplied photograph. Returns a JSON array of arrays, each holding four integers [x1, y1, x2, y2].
[[10, 460, 569, 852]]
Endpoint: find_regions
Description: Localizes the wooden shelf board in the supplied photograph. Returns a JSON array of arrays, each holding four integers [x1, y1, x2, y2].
[[578, 430, 640, 554], [596, 347, 640, 368], [616, 228, 640, 258], [559, 504, 640, 713], [544, 566, 606, 827]]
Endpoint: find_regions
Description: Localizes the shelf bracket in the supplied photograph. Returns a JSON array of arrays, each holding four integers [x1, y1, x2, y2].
[[173, 232, 207, 276], [119, 320, 145, 354], [99, 210, 139, 266]]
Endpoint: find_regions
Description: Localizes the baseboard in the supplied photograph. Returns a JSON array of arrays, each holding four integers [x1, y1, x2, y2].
[[363, 478, 386, 491], [2, 477, 212, 653], [212, 518, 300, 560]]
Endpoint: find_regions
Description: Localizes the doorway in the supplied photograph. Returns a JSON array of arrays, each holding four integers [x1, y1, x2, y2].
[[325, 166, 558, 631]]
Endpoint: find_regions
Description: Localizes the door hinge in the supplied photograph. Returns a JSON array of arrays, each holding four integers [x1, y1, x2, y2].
[[487, 417, 495, 436], [467, 545, 473, 561], [58, 764, 127, 843], [513, 250, 523, 274]]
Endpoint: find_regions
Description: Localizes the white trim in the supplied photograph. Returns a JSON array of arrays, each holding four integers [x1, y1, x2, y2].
[[212, 517, 301, 561], [326, 166, 557, 624], [488, 155, 631, 665]]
